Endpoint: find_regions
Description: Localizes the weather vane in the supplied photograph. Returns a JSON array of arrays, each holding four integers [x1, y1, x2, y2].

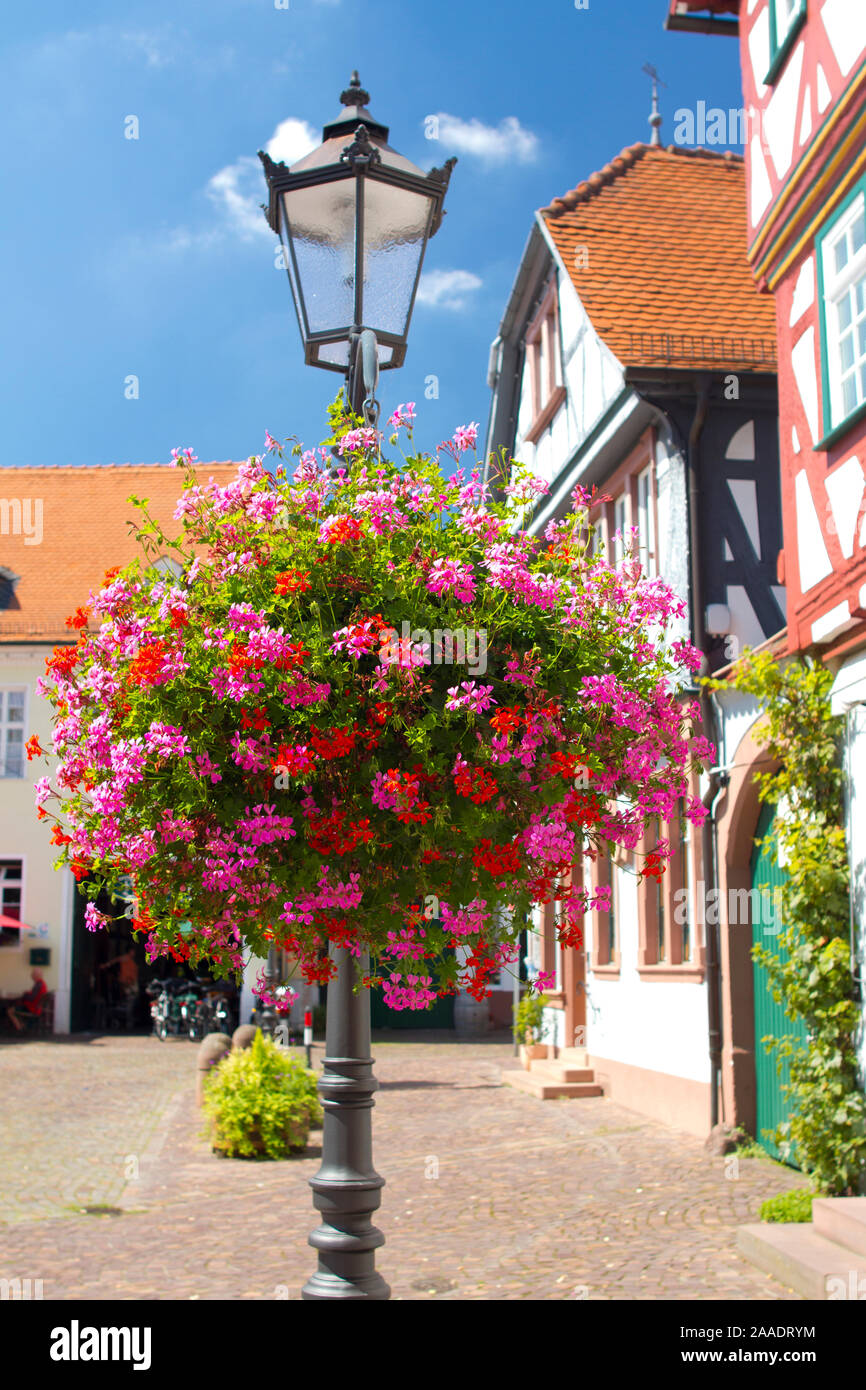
[[643, 63, 667, 146]]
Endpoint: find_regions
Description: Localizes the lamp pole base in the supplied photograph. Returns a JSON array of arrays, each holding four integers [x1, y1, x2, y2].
[[301, 944, 390, 1301]]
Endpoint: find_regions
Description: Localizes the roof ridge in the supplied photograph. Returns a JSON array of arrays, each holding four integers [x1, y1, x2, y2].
[[541, 141, 744, 218]]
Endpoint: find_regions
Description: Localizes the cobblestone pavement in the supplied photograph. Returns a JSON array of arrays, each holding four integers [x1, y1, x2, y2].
[[0, 1033, 805, 1300]]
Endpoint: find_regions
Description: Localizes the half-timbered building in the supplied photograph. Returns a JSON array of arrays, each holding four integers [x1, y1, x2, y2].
[[487, 140, 784, 1134], [668, 0, 866, 1133]]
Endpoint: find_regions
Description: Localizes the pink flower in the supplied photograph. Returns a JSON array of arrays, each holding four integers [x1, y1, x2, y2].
[[388, 403, 416, 430], [170, 446, 198, 467], [85, 903, 109, 933], [426, 557, 476, 603], [452, 423, 479, 453]]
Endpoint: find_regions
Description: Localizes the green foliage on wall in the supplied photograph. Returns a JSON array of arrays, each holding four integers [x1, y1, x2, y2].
[[710, 650, 866, 1195]]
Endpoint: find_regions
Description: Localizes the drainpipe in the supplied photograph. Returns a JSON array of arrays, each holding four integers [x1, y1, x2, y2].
[[684, 376, 726, 1130], [702, 734, 728, 1130]]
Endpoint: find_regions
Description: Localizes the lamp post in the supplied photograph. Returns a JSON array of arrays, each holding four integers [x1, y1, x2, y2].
[[259, 70, 455, 424], [258, 73, 455, 1301]]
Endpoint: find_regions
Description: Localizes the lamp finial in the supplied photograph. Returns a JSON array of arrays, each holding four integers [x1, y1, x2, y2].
[[340, 71, 370, 109]]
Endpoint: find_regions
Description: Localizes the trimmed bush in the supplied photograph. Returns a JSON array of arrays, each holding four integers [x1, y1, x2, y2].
[[202, 1029, 322, 1159], [759, 1188, 815, 1223]]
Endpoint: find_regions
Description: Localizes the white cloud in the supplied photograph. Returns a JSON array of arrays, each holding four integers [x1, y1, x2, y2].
[[117, 29, 176, 68], [428, 113, 540, 165], [265, 116, 320, 166], [205, 118, 319, 242], [36, 25, 178, 69], [416, 269, 483, 311]]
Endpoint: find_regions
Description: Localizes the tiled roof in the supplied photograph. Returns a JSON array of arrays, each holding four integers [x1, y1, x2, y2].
[[541, 143, 777, 373], [0, 463, 241, 644]]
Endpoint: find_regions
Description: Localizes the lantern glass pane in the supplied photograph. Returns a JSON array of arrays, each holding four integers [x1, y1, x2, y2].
[[361, 177, 434, 338], [317, 341, 394, 367], [280, 179, 357, 335]]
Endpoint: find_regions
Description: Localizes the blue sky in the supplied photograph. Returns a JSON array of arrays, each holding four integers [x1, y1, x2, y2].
[[1, 0, 744, 470]]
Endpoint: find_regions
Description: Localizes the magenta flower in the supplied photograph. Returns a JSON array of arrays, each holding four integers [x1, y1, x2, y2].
[[388, 402, 416, 430], [452, 422, 479, 453]]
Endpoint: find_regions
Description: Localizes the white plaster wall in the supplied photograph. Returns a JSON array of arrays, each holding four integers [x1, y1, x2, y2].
[[512, 272, 625, 484], [582, 864, 710, 1082], [655, 430, 691, 642], [713, 687, 763, 772], [0, 648, 73, 1026]]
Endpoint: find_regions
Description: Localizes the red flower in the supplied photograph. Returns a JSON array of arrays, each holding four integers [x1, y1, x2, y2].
[[327, 517, 363, 545], [275, 569, 312, 596], [65, 606, 91, 631], [454, 765, 498, 805], [241, 706, 271, 732], [472, 839, 521, 876], [128, 640, 169, 688], [46, 644, 82, 680], [25, 734, 44, 760], [310, 724, 357, 760], [490, 705, 523, 737], [640, 852, 667, 883]]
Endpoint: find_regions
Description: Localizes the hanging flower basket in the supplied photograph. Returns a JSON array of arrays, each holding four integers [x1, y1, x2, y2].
[[33, 399, 711, 1012]]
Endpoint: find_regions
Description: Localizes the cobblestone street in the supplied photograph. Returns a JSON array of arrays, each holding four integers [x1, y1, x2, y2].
[[0, 1033, 805, 1300]]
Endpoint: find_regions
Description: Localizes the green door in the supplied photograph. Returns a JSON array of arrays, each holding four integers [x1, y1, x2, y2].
[[750, 803, 808, 1163]]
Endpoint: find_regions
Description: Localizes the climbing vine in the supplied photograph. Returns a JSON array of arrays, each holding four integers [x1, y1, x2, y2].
[[712, 649, 865, 1194]]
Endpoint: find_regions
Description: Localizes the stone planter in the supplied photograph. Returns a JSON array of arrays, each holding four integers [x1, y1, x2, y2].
[[454, 992, 489, 1035], [519, 1042, 548, 1070]]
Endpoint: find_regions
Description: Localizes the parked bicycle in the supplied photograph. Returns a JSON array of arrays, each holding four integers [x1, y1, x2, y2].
[[147, 978, 199, 1040], [190, 982, 235, 1041]]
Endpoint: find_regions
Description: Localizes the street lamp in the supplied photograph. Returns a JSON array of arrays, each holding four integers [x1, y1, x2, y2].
[[259, 70, 455, 422], [258, 74, 456, 1301]]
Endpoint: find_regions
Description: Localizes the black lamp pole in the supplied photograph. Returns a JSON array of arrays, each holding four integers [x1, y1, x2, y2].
[[259, 72, 455, 1301], [302, 946, 389, 1300]]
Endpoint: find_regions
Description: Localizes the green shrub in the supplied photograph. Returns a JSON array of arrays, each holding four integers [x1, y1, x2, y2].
[[732, 1136, 770, 1161], [513, 992, 549, 1044], [759, 1188, 814, 1223], [202, 1029, 322, 1159]]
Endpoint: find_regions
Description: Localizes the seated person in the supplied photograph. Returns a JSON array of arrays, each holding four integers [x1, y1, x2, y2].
[[5, 968, 47, 1033]]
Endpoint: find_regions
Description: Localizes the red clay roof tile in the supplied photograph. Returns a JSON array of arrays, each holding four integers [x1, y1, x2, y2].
[[541, 143, 776, 373], [0, 463, 241, 643]]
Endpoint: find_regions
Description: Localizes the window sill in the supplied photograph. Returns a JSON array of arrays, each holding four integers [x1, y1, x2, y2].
[[763, 9, 806, 86], [590, 961, 621, 978], [524, 386, 567, 445], [636, 965, 706, 983], [816, 398, 866, 452]]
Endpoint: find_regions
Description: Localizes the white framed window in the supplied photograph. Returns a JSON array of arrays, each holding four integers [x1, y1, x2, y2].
[[524, 281, 566, 444], [636, 465, 657, 577], [766, 0, 806, 83], [0, 859, 23, 948], [0, 688, 26, 779], [819, 188, 866, 436]]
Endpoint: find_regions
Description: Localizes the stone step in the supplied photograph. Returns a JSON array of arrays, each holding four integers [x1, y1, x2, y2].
[[528, 1060, 596, 1084], [737, 1221, 866, 1300], [812, 1197, 866, 1256], [502, 1070, 603, 1101], [557, 1047, 590, 1066]]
